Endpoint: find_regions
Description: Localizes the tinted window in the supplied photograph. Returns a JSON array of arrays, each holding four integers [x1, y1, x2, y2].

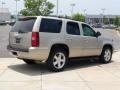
[[67, 22, 80, 35], [11, 19, 36, 32], [82, 24, 96, 37], [40, 18, 62, 33]]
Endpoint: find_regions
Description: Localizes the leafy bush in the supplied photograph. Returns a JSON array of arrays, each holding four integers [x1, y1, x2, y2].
[[72, 13, 85, 22]]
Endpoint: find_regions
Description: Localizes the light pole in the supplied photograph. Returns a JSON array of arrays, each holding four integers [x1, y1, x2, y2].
[[70, 3, 75, 18], [101, 8, 106, 26], [56, 0, 59, 16], [15, 0, 20, 21], [83, 9, 87, 23], [83, 9, 86, 14], [1, 1, 5, 8]]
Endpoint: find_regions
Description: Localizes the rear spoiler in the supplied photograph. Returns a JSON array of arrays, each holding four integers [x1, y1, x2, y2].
[[8, 17, 37, 26], [18, 17, 37, 21]]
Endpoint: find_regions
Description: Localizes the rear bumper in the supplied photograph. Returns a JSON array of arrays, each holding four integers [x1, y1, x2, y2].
[[7, 45, 50, 61]]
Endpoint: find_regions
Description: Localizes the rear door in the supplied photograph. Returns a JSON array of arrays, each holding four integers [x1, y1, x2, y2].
[[38, 18, 63, 48], [9, 17, 36, 51], [65, 21, 84, 57]]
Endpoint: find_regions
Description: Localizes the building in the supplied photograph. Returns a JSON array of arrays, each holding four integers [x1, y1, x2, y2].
[[86, 15, 120, 25], [0, 8, 11, 21]]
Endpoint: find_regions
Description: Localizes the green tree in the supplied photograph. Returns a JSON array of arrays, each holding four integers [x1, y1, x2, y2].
[[72, 13, 85, 22], [20, 0, 54, 16], [114, 17, 120, 27], [64, 15, 71, 19]]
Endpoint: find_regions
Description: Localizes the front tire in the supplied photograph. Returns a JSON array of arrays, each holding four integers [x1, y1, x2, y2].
[[99, 47, 112, 63], [46, 48, 68, 72]]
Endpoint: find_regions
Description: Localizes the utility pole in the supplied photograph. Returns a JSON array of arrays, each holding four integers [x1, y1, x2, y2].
[[101, 8, 106, 26], [83, 9, 87, 23], [70, 3, 75, 18], [83, 9, 86, 14], [56, 0, 59, 16], [15, 0, 20, 21], [1, 1, 5, 8]]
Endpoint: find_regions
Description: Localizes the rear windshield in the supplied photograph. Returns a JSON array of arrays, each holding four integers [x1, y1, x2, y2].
[[11, 18, 36, 32], [40, 18, 62, 33]]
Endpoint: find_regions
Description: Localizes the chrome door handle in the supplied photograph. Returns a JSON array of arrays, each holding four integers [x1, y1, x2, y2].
[[84, 40, 88, 42]]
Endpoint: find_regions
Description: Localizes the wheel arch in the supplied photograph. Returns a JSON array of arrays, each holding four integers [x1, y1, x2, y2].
[[49, 43, 70, 57], [103, 44, 113, 53]]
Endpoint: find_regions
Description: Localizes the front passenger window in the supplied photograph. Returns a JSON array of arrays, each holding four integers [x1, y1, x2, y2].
[[82, 24, 96, 37]]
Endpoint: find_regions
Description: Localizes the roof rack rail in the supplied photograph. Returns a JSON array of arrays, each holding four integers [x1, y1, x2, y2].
[[48, 15, 73, 20]]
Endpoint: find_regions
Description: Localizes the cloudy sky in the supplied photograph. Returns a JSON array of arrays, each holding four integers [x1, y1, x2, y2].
[[1, 0, 120, 15]]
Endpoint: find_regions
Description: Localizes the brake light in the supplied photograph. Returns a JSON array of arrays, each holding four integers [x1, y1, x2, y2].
[[31, 32, 39, 47]]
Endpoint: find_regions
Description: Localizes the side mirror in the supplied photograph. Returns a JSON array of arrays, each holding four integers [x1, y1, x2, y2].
[[95, 32, 101, 37]]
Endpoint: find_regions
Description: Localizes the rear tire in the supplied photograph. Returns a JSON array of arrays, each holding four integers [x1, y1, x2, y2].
[[99, 47, 112, 63], [46, 48, 68, 72], [23, 59, 36, 64]]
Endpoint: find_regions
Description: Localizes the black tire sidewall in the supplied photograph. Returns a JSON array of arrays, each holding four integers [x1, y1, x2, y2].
[[100, 47, 112, 63], [46, 48, 68, 72]]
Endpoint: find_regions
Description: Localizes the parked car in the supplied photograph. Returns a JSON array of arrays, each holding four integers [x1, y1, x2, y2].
[[102, 24, 117, 29], [109, 24, 117, 29], [102, 25, 109, 29], [7, 16, 115, 72], [7, 21, 16, 26], [0, 20, 7, 25], [92, 23, 102, 28]]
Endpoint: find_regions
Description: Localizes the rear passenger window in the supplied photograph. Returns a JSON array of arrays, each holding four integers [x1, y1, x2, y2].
[[67, 22, 80, 35], [40, 18, 62, 33]]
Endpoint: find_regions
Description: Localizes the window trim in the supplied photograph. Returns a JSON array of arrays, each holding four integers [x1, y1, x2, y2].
[[66, 21, 80, 35]]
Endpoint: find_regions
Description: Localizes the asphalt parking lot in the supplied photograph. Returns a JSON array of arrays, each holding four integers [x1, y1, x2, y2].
[[0, 25, 120, 90]]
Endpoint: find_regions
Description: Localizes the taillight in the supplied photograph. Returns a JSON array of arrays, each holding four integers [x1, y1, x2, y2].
[[31, 32, 39, 47]]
